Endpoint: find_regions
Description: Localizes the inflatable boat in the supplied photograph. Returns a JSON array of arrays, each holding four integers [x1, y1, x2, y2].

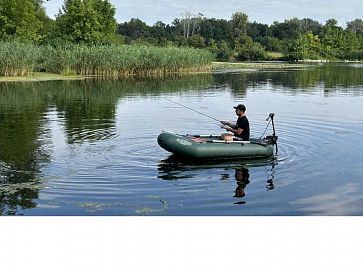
[[157, 132, 277, 160], [158, 113, 278, 160]]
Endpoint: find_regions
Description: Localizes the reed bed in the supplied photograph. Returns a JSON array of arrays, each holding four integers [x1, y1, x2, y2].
[[0, 42, 40, 76], [39, 44, 214, 76], [0, 42, 213, 77]]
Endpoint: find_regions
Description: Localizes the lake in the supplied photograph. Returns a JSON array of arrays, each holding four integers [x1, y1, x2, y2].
[[1, 63, 363, 215]]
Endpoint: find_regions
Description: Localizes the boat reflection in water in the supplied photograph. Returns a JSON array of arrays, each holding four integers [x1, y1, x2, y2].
[[158, 154, 277, 206]]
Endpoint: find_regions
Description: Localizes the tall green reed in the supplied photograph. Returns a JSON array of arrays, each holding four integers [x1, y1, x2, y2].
[[39, 44, 213, 76], [0, 42, 40, 76]]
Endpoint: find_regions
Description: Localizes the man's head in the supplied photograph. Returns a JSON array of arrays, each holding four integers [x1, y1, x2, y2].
[[233, 104, 246, 116]]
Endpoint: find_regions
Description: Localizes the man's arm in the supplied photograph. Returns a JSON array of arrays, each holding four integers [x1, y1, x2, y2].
[[226, 126, 243, 135]]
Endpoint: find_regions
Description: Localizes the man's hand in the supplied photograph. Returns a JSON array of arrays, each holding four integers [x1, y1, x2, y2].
[[220, 124, 228, 129], [220, 124, 232, 131], [220, 121, 233, 126]]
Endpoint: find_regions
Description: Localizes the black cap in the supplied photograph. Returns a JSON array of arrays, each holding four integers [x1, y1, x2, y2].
[[233, 104, 246, 112]]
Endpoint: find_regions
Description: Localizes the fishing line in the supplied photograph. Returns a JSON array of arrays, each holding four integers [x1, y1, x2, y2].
[[163, 97, 277, 140], [162, 97, 221, 123]]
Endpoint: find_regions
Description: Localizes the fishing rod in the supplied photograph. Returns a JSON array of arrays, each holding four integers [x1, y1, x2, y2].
[[163, 98, 278, 149], [163, 97, 221, 123]]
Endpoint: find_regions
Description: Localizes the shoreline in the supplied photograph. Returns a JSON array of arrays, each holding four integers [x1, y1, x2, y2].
[[1, 61, 362, 83], [0, 72, 89, 83]]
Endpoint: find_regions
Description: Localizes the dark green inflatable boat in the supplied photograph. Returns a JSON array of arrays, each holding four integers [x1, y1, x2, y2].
[[157, 132, 277, 160]]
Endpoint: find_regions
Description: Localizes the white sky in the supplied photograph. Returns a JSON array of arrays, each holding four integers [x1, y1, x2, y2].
[[44, 0, 363, 26]]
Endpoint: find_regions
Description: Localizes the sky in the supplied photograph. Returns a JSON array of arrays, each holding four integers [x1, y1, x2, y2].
[[44, 0, 363, 27]]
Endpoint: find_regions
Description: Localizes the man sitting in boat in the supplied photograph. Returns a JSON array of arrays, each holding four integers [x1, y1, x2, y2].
[[220, 104, 250, 141]]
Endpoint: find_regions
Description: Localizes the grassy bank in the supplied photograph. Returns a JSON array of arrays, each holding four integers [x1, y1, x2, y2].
[[0, 42, 214, 77]]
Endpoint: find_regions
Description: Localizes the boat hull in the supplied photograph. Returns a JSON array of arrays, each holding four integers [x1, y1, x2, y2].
[[157, 132, 274, 160]]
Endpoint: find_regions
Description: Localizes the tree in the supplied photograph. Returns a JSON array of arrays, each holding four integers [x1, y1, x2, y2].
[[117, 18, 150, 42], [285, 32, 321, 60], [320, 19, 345, 58], [200, 18, 234, 44], [270, 18, 302, 40], [188, 34, 205, 48], [0, 0, 49, 41], [347, 19, 363, 34], [55, 0, 117, 44], [216, 41, 231, 60], [235, 36, 266, 61], [180, 11, 203, 37], [247, 21, 269, 41], [230, 12, 248, 37], [260, 36, 283, 52], [299, 18, 322, 35]]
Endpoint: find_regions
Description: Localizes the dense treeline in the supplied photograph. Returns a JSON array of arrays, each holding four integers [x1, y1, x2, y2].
[[118, 16, 363, 61], [1, 0, 363, 72]]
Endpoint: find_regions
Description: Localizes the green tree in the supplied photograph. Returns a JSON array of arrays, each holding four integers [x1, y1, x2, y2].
[[347, 19, 363, 34], [0, 0, 49, 41], [200, 18, 234, 44], [150, 21, 168, 45], [55, 0, 117, 44], [247, 22, 269, 42], [235, 36, 266, 61], [216, 40, 231, 60], [270, 19, 300, 40], [342, 30, 359, 53], [299, 18, 322, 35], [320, 19, 345, 59], [285, 32, 321, 60], [188, 34, 205, 48], [230, 12, 248, 37], [262, 36, 283, 52], [117, 18, 151, 42]]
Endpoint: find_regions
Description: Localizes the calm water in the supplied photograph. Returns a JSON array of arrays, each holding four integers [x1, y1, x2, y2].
[[1, 63, 363, 215]]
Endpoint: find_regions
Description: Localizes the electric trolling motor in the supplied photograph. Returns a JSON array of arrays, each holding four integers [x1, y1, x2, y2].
[[265, 113, 278, 145]]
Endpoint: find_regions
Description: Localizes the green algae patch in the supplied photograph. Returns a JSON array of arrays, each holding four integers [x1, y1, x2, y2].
[[79, 202, 109, 212], [135, 196, 168, 215], [0, 182, 42, 195]]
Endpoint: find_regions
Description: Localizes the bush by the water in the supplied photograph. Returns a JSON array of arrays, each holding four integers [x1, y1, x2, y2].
[[235, 37, 267, 61], [0, 42, 40, 76], [345, 50, 363, 61]]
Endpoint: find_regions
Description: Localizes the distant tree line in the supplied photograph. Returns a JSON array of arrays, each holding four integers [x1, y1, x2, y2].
[[118, 16, 363, 61], [1, 0, 363, 61]]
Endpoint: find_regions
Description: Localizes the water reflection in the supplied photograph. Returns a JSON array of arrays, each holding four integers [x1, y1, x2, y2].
[[0, 83, 50, 215], [158, 155, 277, 206], [1, 63, 363, 215], [233, 167, 250, 205], [213, 64, 363, 94], [0, 75, 214, 215], [265, 163, 276, 191]]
